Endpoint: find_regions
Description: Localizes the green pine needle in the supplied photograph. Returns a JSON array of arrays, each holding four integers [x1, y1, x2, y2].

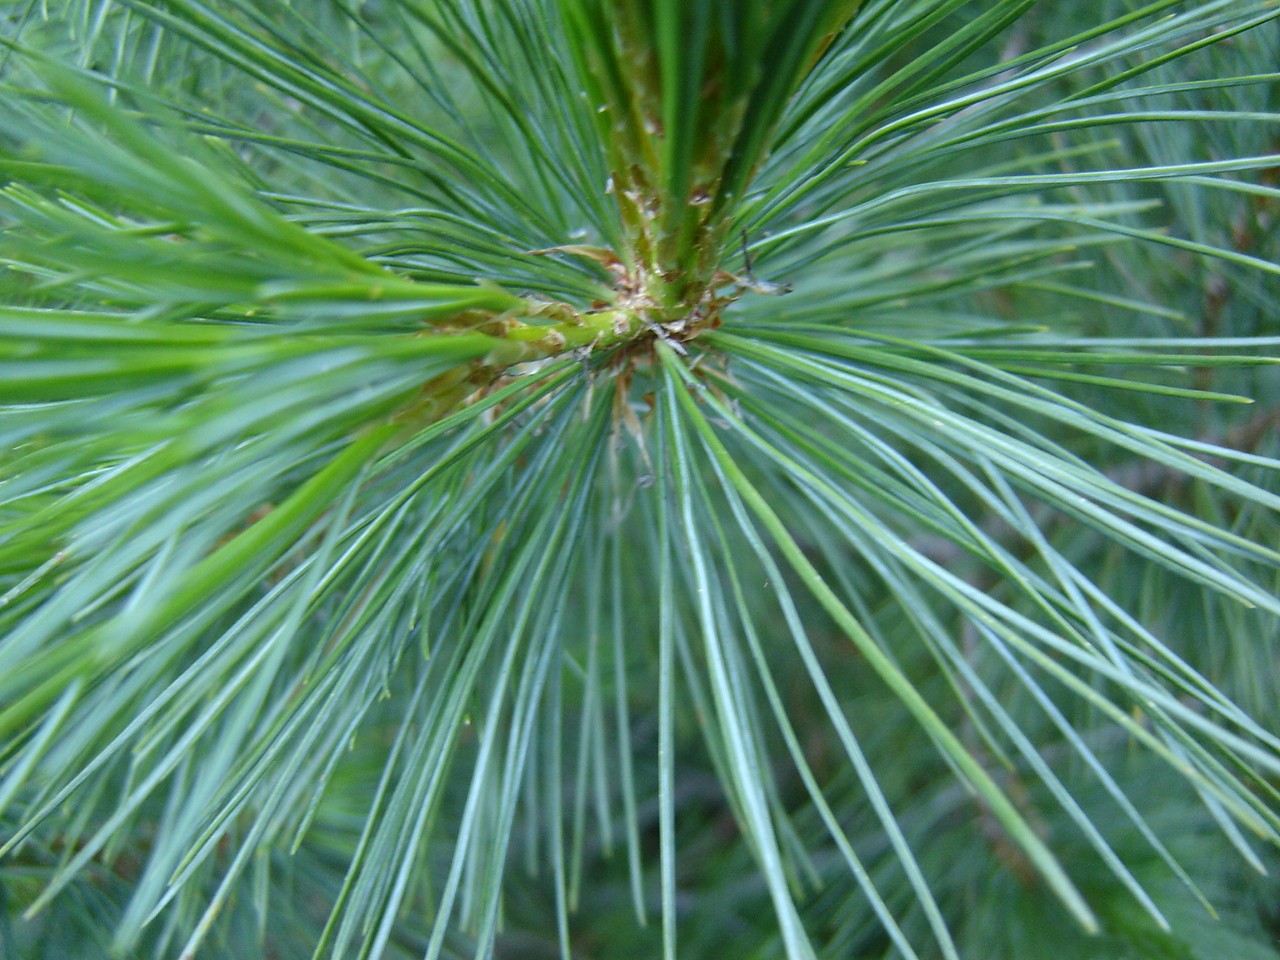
[[2, 2, 1278, 959]]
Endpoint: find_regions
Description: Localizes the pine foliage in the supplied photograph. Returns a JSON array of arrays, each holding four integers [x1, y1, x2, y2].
[[1, 1, 1279, 958]]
